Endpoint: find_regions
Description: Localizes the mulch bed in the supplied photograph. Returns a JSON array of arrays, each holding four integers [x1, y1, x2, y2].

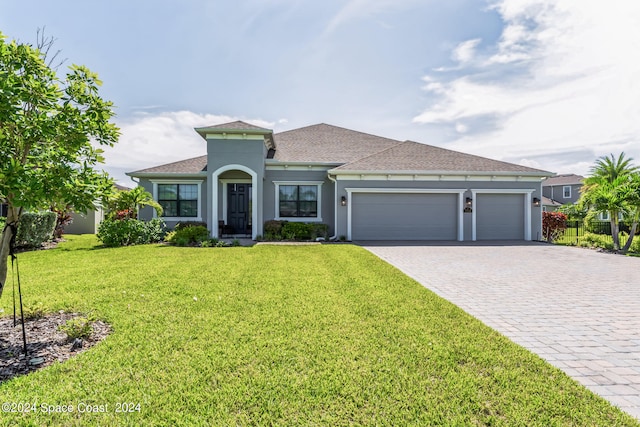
[[0, 312, 111, 383]]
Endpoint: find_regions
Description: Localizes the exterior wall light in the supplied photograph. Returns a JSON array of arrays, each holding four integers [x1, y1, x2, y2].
[[533, 197, 540, 207], [464, 197, 472, 213], [340, 196, 347, 206]]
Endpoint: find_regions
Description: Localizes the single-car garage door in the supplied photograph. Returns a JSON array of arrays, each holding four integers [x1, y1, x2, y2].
[[351, 193, 457, 240], [476, 193, 524, 240]]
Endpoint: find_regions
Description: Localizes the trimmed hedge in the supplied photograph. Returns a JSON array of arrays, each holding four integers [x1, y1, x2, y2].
[[97, 218, 167, 247], [165, 225, 210, 246], [264, 221, 329, 241], [14, 211, 57, 249]]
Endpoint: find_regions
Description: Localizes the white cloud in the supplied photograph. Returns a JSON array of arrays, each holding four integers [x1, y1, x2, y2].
[[452, 38, 481, 64], [101, 111, 274, 184], [414, 0, 640, 175]]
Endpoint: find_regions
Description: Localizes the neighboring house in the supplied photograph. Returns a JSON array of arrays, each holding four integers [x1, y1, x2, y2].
[[541, 196, 562, 212], [542, 174, 584, 206], [127, 121, 554, 241], [65, 184, 130, 234]]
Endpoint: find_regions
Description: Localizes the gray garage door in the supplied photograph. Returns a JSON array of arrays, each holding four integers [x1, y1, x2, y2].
[[352, 193, 457, 240], [476, 194, 525, 240]]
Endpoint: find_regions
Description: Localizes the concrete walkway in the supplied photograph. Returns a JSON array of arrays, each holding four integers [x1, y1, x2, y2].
[[361, 241, 640, 419]]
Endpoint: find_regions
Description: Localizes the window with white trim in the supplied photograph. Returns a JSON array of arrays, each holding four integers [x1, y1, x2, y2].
[[274, 181, 323, 221], [158, 184, 198, 217], [563, 186, 571, 198]]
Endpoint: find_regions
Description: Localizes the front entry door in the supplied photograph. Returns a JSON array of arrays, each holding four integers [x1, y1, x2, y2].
[[227, 184, 251, 235]]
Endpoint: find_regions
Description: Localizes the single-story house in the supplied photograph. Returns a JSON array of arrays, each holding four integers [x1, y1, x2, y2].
[[127, 121, 554, 241]]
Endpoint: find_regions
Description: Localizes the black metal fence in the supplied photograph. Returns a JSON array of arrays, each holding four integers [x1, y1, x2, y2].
[[554, 220, 632, 245]]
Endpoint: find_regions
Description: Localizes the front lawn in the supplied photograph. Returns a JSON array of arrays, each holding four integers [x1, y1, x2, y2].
[[0, 236, 636, 426]]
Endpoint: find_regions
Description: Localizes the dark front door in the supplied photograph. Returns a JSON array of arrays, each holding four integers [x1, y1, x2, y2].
[[227, 184, 251, 234]]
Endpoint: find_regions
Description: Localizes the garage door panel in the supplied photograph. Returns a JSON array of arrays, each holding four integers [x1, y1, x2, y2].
[[352, 193, 457, 240], [476, 194, 524, 240]]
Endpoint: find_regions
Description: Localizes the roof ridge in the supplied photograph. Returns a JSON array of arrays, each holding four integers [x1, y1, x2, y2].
[[275, 123, 402, 142], [338, 140, 407, 169], [402, 140, 550, 173]]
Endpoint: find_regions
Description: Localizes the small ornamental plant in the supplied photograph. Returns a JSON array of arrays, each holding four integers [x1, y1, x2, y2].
[[542, 211, 568, 243], [59, 317, 93, 341]]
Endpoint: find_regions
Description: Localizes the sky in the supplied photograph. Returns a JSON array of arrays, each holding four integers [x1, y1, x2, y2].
[[2, 0, 639, 185]]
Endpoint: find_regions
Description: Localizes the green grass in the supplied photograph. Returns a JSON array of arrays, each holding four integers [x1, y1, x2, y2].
[[0, 235, 637, 426]]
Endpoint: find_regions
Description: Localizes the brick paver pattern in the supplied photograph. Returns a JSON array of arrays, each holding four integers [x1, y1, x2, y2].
[[362, 242, 640, 419]]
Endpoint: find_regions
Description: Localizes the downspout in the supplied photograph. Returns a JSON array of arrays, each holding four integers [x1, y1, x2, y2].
[[327, 173, 338, 240]]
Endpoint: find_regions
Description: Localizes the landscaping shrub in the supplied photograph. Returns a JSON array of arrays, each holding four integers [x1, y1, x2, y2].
[[58, 317, 93, 340], [282, 222, 311, 240], [264, 220, 285, 238], [174, 221, 208, 231], [97, 218, 167, 247], [263, 221, 329, 241], [14, 211, 57, 249], [579, 232, 614, 250], [542, 211, 567, 242], [0, 217, 5, 231], [310, 223, 329, 239], [166, 225, 210, 246]]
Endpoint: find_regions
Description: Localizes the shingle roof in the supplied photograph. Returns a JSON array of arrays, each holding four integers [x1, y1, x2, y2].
[[542, 174, 584, 186], [542, 196, 562, 206], [272, 123, 402, 163], [330, 140, 551, 174], [131, 155, 207, 174], [128, 123, 553, 176]]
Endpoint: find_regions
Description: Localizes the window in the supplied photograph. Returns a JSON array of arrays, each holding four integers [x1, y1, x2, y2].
[[158, 184, 198, 217], [563, 186, 571, 198], [274, 181, 323, 221]]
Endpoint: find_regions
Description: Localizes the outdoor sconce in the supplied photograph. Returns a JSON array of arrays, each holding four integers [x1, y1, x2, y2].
[[340, 196, 347, 206], [464, 197, 473, 213], [533, 197, 540, 207]]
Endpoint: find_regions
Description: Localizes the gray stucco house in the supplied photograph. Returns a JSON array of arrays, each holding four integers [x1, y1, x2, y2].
[[542, 174, 584, 207], [127, 121, 553, 241]]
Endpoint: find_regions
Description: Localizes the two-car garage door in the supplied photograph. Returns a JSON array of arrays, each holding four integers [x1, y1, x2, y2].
[[351, 193, 458, 240], [350, 191, 528, 241]]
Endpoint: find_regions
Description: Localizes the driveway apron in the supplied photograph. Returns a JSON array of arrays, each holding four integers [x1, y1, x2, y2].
[[361, 241, 640, 419]]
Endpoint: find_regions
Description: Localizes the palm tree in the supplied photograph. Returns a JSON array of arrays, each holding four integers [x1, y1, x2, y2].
[[580, 153, 639, 251], [588, 152, 638, 183], [112, 187, 163, 219]]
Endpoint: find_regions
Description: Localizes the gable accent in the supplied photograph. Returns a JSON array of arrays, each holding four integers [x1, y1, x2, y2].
[[211, 164, 259, 240]]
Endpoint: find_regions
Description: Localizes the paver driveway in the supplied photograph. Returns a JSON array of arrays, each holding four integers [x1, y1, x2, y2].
[[361, 241, 640, 419]]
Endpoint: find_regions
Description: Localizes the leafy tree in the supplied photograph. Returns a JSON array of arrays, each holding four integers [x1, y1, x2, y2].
[[108, 186, 162, 220], [579, 153, 639, 252], [0, 31, 119, 299]]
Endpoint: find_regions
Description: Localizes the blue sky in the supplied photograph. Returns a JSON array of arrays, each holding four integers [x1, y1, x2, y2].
[[2, 0, 639, 185]]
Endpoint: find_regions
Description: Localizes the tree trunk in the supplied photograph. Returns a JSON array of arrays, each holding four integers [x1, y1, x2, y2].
[[611, 215, 620, 251], [0, 206, 21, 301], [621, 208, 639, 253]]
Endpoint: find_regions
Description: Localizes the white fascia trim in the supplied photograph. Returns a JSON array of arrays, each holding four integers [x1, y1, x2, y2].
[[130, 172, 207, 179], [219, 179, 252, 224], [212, 164, 259, 240], [334, 173, 547, 182], [470, 189, 535, 241], [344, 188, 467, 242], [273, 181, 324, 222], [150, 179, 204, 222], [333, 169, 552, 176]]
